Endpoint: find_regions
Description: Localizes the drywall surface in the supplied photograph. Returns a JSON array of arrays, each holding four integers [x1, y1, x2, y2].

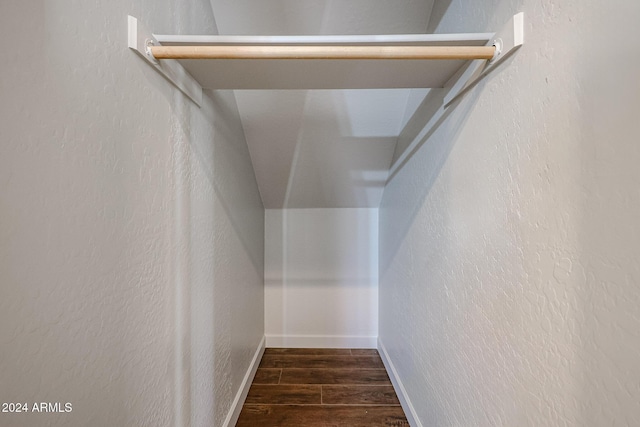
[[185, 87, 264, 426], [265, 209, 378, 347], [379, 1, 640, 426], [0, 1, 263, 427], [195, 88, 265, 426]]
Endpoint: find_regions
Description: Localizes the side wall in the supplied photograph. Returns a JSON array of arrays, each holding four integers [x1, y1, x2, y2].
[[379, 1, 640, 426], [265, 208, 378, 348], [0, 1, 264, 426]]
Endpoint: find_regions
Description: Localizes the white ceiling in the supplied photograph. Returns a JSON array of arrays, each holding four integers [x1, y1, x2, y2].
[[208, 0, 435, 208]]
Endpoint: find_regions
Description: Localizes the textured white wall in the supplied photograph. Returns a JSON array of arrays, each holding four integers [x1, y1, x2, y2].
[[0, 1, 263, 427], [265, 209, 378, 348], [185, 89, 264, 427], [379, 1, 640, 426]]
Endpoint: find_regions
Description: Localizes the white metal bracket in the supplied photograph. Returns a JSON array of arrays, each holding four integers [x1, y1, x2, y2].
[[127, 16, 202, 106], [444, 12, 524, 106]]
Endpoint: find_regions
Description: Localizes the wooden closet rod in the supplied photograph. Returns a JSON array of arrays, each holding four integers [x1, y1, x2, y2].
[[149, 45, 496, 60]]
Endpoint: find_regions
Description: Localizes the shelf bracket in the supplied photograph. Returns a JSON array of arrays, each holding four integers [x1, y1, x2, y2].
[[127, 16, 202, 106], [444, 12, 524, 106]]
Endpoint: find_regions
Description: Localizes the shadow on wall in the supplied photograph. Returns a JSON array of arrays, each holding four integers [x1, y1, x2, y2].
[[379, 85, 483, 275], [426, 0, 453, 33], [379, 40, 520, 274], [145, 0, 263, 283], [168, 87, 265, 427], [175, 90, 265, 276]]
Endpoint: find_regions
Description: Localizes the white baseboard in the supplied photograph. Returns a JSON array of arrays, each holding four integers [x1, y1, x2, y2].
[[222, 335, 266, 427], [378, 338, 422, 427], [266, 334, 377, 349]]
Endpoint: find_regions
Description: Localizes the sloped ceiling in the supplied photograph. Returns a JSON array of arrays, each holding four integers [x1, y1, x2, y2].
[[209, 0, 434, 208]]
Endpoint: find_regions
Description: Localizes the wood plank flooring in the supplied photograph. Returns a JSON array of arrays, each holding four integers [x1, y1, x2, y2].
[[236, 348, 409, 427]]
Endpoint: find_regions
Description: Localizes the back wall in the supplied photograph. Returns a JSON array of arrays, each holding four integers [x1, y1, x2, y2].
[[265, 208, 378, 348]]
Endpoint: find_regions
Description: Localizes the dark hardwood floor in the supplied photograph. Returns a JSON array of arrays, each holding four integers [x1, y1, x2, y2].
[[236, 348, 409, 427]]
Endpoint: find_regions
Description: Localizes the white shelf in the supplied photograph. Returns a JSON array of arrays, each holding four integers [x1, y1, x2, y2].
[[152, 34, 492, 90], [128, 13, 523, 100], [153, 33, 494, 47]]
